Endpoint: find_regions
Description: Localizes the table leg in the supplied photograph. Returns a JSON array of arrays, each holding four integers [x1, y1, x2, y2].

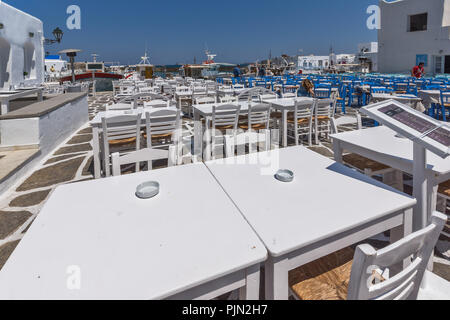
[[265, 256, 288, 300], [239, 264, 261, 300], [37, 90, 43, 102], [193, 110, 202, 161], [0, 100, 9, 115], [332, 139, 343, 163], [92, 126, 101, 179], [390, 208, 413, 274], [412, 143, 428, 232], [282, 110, 288, 147]]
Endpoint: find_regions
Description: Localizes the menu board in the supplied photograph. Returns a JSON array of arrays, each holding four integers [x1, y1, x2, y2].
[[361, 99, 450, 158]]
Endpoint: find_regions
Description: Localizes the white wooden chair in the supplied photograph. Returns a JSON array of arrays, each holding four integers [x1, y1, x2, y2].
[[313, 98, 335, 144], [259, 93, 278, 101], [143, 99, 170, 109], [239, 102, 271, 132], [101, 112, 142, 177], [286, 99, 315, 146], [437, 180, 449, 214], [144, 109, 182, 166], [224, 130, 271, 158], [205, 104, 241, 160], [194, 96, 215, 105], [220, 95, 237, 103], [289, 211, 448, 300], [111, 146, 176, 176]]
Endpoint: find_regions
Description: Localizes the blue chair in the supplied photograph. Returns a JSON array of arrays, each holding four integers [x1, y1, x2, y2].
[[336, 84, 347, 114], [439, 90, 450, 121], [314, 84, 332, 99]]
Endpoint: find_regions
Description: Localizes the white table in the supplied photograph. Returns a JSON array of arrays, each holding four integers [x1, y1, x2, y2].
[[205, 146, 416, 299], [0, 88, 43, 115], [418, 90, 440, 110], [216, 88, 246, 96], [0, 163, 266, 300], [192, 101, 253, 160], [263, 97, 315, 147], [331, 126, 450, 231], [371, 93, 425, 112], [90, 107, 178, 179]]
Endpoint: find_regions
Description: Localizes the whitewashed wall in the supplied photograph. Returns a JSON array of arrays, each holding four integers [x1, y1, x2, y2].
[[378, 0, 450, 74], [0, 3, 44, 90]]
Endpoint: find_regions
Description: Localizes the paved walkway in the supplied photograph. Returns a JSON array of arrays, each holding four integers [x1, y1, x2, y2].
[[0, 93, 448, 285]]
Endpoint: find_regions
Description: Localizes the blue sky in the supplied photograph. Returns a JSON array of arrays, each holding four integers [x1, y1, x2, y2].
[[6, 0, 379, 65]]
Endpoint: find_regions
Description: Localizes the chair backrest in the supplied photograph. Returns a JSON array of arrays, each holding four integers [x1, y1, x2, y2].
[[314, 85, 332, 98], [195, 96, 215, 105], [238, 87, 272, 101], [145, 109, 181, 147], [143, 99, 169, 109], [224, 130, 271, 158], [220, 95, 238, 103], [101, 113, 142, 148], [440, 90, 450, 105], [247, 103, 271, 130], [176, 86, 190, 92], [211, 104, 241, 132], [293, 99, 315, 122], [314, 98, 334, 118], [259, 94, 278, 101], [371, 87, 393, 94], [347, 212, 447, 300], [111, 146, 176, 176]]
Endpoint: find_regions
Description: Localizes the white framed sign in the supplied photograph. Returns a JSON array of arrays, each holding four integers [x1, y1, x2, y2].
[[361, 99, 450, 158]]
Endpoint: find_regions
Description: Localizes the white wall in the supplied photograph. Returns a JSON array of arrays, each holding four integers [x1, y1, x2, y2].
[[0, 2, 45, 90], [378, 0, 450, 74], [0, 95, 88, 150], [298, 56, 330, 70]]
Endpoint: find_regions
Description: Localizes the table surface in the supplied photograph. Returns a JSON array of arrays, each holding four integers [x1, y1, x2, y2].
[[204, 146, 416, 257], [90, 107, 178, 126], [264, 97, 314, 108], [331, 126, 450, 175], [0, 88, 42, 100], [192, 101, 252, 116], [371, 93, 422, 101], [0, 163, 266, 299]]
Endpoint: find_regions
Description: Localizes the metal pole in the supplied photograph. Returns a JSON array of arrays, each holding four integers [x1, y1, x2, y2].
[[412, 143, 428, 232], [71, 57, 75, 84]]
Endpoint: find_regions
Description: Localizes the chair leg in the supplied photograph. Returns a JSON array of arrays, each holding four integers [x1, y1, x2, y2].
[[314, 120, 319, 145]]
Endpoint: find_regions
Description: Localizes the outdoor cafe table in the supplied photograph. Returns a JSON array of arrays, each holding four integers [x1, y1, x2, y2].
[[204, 146, 416, 300], [370, 93, 425, 112], [331, 125, 450, 231], [216, 88, 246, 97], [418, 90, 441, 110], [0, 163, 266, 300], [263, 97, 315, 147], [0, 87, 43, 115], [90, 107, 177, 179], [192, 101, 251, 160]]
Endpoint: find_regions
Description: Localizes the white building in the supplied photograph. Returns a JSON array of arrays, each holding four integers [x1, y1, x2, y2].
[[45, 55, 67, 75], [357, 42, 378, 72], [0, 2, 45, 90], [378, 0, 450, 74], [297, 53, 356, 71], [298, 55, 330, 70]]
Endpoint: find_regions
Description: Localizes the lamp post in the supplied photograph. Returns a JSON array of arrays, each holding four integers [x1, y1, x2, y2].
[[58, 49, 82, 84], [44, 27, 63, 45]]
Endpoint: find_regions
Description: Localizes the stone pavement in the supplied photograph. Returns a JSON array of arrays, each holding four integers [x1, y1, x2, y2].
[[0, 93, 448, 285]]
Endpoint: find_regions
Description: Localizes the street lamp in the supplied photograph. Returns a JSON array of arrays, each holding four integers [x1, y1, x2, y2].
[[45, 27, 63, 45], [58, 49, 82, 83]]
